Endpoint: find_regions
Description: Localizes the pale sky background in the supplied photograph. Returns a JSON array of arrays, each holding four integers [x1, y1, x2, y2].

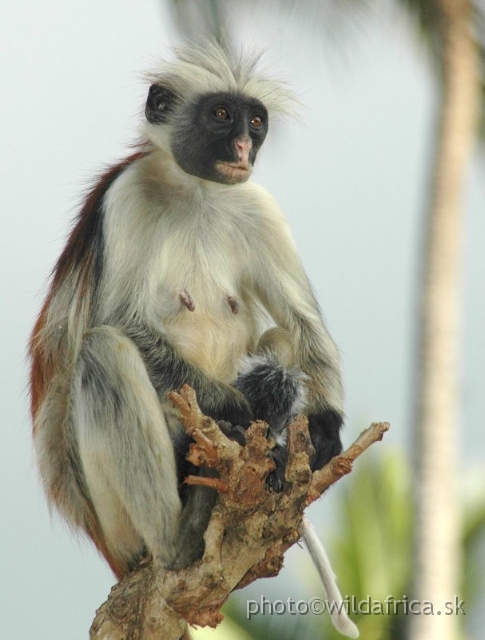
[[1, 1, 484, 639]]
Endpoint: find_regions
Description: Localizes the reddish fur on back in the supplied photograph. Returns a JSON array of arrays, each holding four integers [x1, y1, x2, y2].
[[30, 298, 52, 423], [29, 152, 147, 577], [52, 152, 146, 294], [29, 151, 146, 425]]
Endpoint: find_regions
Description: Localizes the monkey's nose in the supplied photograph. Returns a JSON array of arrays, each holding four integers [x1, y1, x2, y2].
[[233, 137, 252, 167]]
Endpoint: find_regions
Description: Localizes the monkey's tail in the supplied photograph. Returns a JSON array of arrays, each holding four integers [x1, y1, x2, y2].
[[302, 518, 359, 638]]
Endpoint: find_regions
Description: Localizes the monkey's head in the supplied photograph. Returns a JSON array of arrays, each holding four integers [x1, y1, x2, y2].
[[143, 42, 296, 185], [146, 85, 268, 184]]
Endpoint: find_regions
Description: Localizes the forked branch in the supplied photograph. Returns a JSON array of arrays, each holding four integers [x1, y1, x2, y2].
[[90, 385, 389, 640]]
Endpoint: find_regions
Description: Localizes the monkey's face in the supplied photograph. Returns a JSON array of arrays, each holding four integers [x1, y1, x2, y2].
[[146, 87, 268, 185]]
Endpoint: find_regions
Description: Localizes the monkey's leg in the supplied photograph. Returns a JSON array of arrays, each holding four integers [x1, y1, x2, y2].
[[170, 468, 218, 570], [171, 422, 245, 569], [72, 325, 182, 573]]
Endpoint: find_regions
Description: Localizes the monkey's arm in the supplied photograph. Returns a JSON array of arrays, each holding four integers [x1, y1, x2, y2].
[[120, 322, 252, 428], [252, 216, 344, 469]]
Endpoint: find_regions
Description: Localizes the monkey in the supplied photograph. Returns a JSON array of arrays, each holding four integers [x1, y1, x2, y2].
[[29, 42, 357, 637]]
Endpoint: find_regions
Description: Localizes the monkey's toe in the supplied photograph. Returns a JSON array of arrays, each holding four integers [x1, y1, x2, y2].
[[217, 420, 246, 446], [266, 466, 286, 492], [266, 447, 287, 492]]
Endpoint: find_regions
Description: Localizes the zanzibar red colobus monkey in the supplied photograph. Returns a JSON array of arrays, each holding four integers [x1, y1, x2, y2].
[[30, 43, 358, 638]]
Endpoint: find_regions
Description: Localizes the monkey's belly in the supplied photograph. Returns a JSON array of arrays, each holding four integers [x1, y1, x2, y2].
[[163, 311, 258, 382]]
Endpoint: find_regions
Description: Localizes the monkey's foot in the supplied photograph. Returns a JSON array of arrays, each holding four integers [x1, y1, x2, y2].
[[217, 420, 246, 446], [266, 446, 287, 492]]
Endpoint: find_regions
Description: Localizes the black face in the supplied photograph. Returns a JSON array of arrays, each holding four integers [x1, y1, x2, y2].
[[146, 86, 269, 184]]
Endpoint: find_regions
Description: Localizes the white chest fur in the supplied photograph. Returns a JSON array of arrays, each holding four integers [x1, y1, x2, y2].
[[155, 206, 261, 381], [102, 162, 268, 382]]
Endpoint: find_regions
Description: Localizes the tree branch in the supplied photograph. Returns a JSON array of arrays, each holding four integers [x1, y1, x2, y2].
[[90, 386, 389, 639]]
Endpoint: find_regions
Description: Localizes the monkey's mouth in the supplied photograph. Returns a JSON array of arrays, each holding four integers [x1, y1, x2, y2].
[[215, 161, 252, 183]]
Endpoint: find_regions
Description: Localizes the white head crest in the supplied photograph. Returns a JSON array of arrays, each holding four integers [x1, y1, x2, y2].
[[146, 40, 298, 120]]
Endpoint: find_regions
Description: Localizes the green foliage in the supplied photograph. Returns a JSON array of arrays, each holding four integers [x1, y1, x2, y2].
[[212, 451, 485, 639], [304, 452, 485, 640], [322, 451, 412, 640], [461, 473, 485, 606], [193, 616, 254, 640], [396, 0, 443, 60], [216, 451, 413, 640]]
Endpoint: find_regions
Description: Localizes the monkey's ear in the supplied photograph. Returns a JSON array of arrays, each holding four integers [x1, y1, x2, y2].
[[145, 84, 176, 124]]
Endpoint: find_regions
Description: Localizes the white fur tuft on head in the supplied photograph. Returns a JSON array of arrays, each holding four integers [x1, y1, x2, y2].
[[145, 40, 299, 120]]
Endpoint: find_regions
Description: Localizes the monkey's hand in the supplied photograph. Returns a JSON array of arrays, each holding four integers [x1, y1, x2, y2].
[[307, 409, 344, 471], [124, 323, 253, 431], [201, 384, 253, 431], [232, 354, 307, 491]]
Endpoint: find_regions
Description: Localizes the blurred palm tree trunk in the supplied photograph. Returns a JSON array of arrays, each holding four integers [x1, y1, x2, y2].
[[411, 2, 479, 639]]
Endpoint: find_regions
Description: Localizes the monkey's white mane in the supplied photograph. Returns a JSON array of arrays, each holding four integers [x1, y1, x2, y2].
[[147, 40, 297, 119]]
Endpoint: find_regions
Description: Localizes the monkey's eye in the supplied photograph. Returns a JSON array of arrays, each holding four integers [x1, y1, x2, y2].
[[213, 106, 230, 121], [250, 114, 264, 130]]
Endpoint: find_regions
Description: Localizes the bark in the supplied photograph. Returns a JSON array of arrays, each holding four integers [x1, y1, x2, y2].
[[410, 2, 480, 640], [90, 385, 389, 640]]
